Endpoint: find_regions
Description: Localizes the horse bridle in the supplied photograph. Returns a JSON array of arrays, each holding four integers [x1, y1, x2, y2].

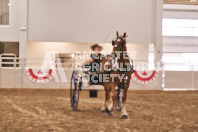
[[103, 37, 134, 89], [108, 37, 134, 72], [111, 37, 127, 60], [112, 37, 126, 53]]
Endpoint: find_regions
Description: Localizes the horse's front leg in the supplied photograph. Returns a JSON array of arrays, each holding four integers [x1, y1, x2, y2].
[[106, 83, 116, 112], [101, 84, 109, 112], [121, 87, 129, 119]]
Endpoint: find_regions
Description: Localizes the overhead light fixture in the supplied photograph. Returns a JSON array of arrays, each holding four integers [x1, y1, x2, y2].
[[71, 54, 75, 58]]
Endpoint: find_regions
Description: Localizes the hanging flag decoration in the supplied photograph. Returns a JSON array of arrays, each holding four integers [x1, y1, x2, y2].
[[132, 70, 159, 84], [25, 68, 54, 83]]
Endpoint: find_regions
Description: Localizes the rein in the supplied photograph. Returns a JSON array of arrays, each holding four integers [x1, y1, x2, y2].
[[104, 55, 133, 89], [105, 35, 134, 89]]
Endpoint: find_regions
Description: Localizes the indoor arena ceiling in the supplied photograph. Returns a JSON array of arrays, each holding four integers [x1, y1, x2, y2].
[[164, 0, 198, 5]]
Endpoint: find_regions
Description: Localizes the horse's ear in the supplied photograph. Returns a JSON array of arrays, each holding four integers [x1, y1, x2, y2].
[[112, 40, 115, 46], [116, 31, 119, 38], [123, 32, 126, 38]]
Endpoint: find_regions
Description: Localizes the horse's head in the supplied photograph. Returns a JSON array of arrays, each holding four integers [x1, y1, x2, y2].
[[112, 31, 127, 57]]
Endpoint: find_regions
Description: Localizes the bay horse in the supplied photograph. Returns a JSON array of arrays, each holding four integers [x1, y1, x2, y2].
[[101, 31, 133, 119]]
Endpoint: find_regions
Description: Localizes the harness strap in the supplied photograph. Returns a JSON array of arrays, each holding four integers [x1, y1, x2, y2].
[[112, 57, 133, 72], [103, 56, 134, 89]]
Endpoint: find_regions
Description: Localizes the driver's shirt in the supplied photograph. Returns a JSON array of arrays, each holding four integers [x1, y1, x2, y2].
[[90, 53, 102, 71]]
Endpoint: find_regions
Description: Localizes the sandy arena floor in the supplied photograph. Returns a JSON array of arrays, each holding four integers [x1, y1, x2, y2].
[[0, 88, 197, 132]]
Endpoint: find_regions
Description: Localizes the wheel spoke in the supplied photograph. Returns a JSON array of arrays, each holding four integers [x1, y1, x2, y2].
[[70, 71, 80, 111]]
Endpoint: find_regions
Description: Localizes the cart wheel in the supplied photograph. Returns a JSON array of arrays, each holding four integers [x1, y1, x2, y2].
[[115, 86, 122, 111], [70, 71, 81, 110]]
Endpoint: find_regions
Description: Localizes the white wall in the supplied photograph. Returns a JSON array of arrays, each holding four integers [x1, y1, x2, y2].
[[28, 0, 157, 44], [0, 68, 164, 90], [26, 42, 149, 67], [163, 4, 198, 19], [0, 0, 19, 41], [163, 45, 198, 53], [165, 71, 198, 90], [163, 36, 198, 53], [27, 42, 149, 58], [0, 0, 163, 59], [1, 68, 198, 90], [163, 4, 198, 53], [0, 0, 165, 90]]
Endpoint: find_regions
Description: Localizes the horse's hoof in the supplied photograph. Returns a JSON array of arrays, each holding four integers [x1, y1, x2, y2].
[[105, 107, 112, 116], [105, 107, 111, 113], [116, 108, 122, 112], [107, 112, 112, 116], [121, 115, 129, 119], [101, 110, 106, 113]]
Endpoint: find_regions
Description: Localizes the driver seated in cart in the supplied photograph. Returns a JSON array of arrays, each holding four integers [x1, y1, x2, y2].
[[84, 44, 103, 84], [88, 44, 103, 71]]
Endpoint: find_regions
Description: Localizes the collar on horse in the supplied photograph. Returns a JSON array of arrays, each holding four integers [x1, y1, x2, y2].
[[112, 57, 133, 72], [106, 53, 134, 72], [104, 53, 134, 89]]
